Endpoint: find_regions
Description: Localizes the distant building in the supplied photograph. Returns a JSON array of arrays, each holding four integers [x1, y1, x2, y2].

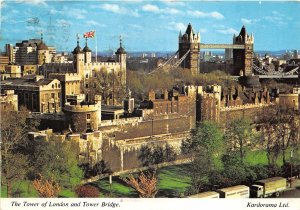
[[7, 35, 56, 65], [278, 87, 300, 111], [293, 50, 299, 59], [0, 90, 18, 111], [225, 48, 233, 60], [0, 63, 22, 80]]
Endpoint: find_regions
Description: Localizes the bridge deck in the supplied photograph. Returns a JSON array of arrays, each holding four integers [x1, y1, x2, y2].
[[258, 75, 298, 79], [200, 44, 245, 49]]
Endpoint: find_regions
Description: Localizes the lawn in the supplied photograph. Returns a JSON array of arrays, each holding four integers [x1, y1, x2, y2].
[[92, 164, 191, 198], [245, 148, 299, 166]]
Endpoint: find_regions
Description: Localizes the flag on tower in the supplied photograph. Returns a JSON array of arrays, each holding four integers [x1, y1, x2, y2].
[[83, 30, 95, 38]]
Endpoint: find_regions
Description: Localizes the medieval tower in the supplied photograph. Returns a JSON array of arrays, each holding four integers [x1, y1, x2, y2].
[[115, 36, 127, 86], [233, 26, 254, 76], [83, 38, 92, 64], [178, 23, 200, 75], [72, 36, 85, 77]]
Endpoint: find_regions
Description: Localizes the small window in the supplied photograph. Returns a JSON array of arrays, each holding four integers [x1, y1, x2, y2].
[[87, 122, 91, 128], [52, 84, 54, 88], [58, 84, 61, 88], [87, 113, 91, 119], [86, 74, 88, 78], [55, 83, 57, 88], [85, 84, 89, 88], [93, 83, 96, 88], [51, 93, 55, 99]]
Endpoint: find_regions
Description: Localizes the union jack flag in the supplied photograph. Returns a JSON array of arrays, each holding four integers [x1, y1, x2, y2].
[[83, 31, 95, 38]]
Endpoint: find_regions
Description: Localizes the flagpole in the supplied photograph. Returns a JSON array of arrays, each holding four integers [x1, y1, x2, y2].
[[95, 30, 97, 63]]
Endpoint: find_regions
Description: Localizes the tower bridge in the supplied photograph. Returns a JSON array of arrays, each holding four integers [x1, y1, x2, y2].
[[150, 23, 299, 81], [200, 44, 245, 49]]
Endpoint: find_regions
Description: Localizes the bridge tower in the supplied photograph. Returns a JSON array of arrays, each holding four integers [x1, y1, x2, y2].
[[178, 23, 200, 75], [233, 26, 254, 76]]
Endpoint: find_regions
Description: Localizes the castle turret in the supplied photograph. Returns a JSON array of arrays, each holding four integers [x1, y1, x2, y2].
[[83, 38, 92, 64], [233, 26, 254, 76], [178, 23, 200, 75], [37, 33, 50, 65], [115, 35, 127, 86], [72, 35, 84, 77]]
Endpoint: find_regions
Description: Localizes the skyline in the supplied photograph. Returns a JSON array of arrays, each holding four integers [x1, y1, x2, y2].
[[0, 0, 300, 52]]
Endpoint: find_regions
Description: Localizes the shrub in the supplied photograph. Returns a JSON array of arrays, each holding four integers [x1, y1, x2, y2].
[[75, 185, 100, 198]]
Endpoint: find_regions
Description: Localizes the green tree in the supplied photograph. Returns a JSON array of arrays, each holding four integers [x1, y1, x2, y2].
[[1, 108, 38, 197], [225, 117, 257, 162], [165, 143, 177, 162], [195, 121, 224, 156], [181, 121, 223, 194], [29, 138, 83, 189], [187, 146, 214, 193], [138, 144, 177, 167], [258, 105, 300, 165]]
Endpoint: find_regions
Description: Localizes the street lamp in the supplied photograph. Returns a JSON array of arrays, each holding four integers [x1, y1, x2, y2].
[[109, 175, 112, 197], [290, 149, 293, 188]]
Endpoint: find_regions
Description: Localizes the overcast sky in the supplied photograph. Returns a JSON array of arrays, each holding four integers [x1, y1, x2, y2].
[[1, 0, 299, 52]]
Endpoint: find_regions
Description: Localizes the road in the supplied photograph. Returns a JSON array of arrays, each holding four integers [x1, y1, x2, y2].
[[279, 187, 300, 198]]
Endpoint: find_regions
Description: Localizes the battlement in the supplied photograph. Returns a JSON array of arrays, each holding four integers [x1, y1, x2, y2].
[[45, 63, 74, 67], [49, 72, 82, 81], [179, 33, 200, 44], [101, 117, 144, 127], [84, 62, 121, 68], [220, 102, 270, 112], [64, 102, 100, 112]]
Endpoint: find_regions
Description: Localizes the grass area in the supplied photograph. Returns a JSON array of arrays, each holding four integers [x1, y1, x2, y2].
[[245, 148, 299, 166], [91, 164, 191, 198], [1, 181, 81, 198], [1, 181, 38, 198], [94, 177, 136, 198], [157, 165, 191, 197]]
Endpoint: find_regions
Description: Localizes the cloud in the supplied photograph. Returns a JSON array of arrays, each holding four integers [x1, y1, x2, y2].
[[241, 18, 260, 25], [101, 4, 127, 13], [142, 4, 160, 12], [241, 18, 252, 25], [160, 0, 185, 6], [25, 25, 44, 34], [15, 0, 47, 6], [127, 24, 142, 30], [167, 22, 186, 32], [217, 28, 238, 35], [142, 4, 180, 15], [66, 8, 87, 19], [199, 28, 207, 33], [56, 19, 72, 26], [96, 4, 139, 17], [189, 10, 224, 20], [11, 9, 19, 14], [0, 0, 6, 9], [85, 20, 106, 27]]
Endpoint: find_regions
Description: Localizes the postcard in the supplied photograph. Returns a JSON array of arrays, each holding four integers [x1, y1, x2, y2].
[[0, 0, 300, 210]]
